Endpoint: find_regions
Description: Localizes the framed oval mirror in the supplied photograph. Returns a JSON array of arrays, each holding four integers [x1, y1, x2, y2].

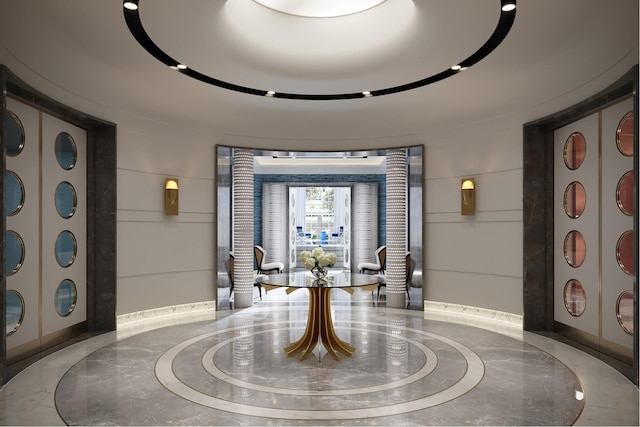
[[564, 230, 586, 268], [616, 231, 634, 275], [616, 111, 633, 156], [55, 279, 77, 317], [563, 181, 586, 219], [6, 171, 25, 216], [563, 279, 586, 317], [616, 171, 634, 216], [6, 290, 25, 335], [563, 132, 586, 170], [6, 230, 25, 276], [55, 181, 78, 219], [55, 132, 77, 170], [616, 290, 634, 335], [4, 110, 25, 156], [55, 230, 77, 267]]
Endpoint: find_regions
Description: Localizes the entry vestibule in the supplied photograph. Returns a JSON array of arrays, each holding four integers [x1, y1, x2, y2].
[[215, 147, 424, 309]]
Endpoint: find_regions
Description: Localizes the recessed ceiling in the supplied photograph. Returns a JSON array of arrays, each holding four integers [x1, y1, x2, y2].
[[0, 0, 636, 146], [124, 0, 516, 99]]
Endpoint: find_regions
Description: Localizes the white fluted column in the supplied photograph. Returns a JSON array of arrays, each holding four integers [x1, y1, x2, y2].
[[386, 149, 407, 308], [233, 149, 254, 308]]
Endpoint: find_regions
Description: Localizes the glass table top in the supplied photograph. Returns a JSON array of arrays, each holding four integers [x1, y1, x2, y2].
[[256, 271, 383, 288]]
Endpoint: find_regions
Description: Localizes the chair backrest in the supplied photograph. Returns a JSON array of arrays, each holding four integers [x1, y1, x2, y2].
[[376, 246, 387, 267], [225, 257, 234, 286], [254, 245, 265, 267], [405, 255, 415, 285]]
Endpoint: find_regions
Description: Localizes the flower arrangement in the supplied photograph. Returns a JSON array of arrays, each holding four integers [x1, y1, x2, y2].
[[300, 247, 337, 278]]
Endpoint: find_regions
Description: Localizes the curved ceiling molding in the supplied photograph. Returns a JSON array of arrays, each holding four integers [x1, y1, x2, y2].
[[123, 0, 516, 100]]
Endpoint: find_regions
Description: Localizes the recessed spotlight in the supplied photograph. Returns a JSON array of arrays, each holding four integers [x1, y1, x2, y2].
[[266, 90, 276, 97], [362, 91, 372, 97], [123, 2, 138, 11], [502, 3, 516, 12], [451, 65, 462, 71], [176, 64, 187, 70]]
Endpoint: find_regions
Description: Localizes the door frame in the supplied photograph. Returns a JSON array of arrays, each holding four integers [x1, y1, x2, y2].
[[0, 65, 117, 385], [523, 65, 638, 384]]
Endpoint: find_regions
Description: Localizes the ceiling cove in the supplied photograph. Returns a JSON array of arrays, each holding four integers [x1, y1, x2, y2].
[[123, 0, 517, 100]]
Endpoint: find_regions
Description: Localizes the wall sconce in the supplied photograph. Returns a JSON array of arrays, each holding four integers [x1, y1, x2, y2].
[[461, 178, 475, 215], [165, 178, 179, 215]]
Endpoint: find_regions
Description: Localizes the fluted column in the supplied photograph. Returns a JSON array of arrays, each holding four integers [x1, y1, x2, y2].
[[233, 148, 254, 308], [386, 149, 407, 308]]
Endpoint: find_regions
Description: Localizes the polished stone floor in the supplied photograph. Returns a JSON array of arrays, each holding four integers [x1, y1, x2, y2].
[[0, 287, 638, 425]]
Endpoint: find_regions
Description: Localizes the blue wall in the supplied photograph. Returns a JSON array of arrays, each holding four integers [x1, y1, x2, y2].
[[254, 174, 386, 247]]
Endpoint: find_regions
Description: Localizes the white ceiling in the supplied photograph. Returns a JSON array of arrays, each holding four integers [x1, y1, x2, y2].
[[0, 0, 638, 147]]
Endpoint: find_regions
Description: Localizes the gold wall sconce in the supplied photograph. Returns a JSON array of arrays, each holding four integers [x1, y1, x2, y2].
[[461, 178, 475, 215], [165, 178, 179, 215]]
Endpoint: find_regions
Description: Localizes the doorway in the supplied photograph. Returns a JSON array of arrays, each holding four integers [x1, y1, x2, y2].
[[288, 186, 351, 271], [5, 98, 87, 364], [553, 98, 634, 363], [1, 67, 117, 385]]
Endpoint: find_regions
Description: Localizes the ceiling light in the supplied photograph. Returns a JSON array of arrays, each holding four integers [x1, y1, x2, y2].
[[501, 2, 516, 12], [362, 91, 372, 97], [266, 91, 276, 97], [253, 0, 387, 18], [123, 1, 138, 11], [451, 65, 462, 71]]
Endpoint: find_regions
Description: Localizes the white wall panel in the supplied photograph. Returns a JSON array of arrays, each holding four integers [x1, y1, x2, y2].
[[424, 122, 524, 315], [426, 222, 522, 278], [5, 99, 40, 348], [116, 125, 216, 315], [117, 222, 215, 277], [554, 113, 600, 336], [600, 98, 633, 350], [41, 113, 87, 336]]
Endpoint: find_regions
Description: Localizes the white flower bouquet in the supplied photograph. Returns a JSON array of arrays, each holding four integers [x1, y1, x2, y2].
[[300, 247, 337, 278]]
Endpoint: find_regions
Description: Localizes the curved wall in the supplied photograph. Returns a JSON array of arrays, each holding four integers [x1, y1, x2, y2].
[[111, 115, 527, 316], [1, 42, 635, 317]]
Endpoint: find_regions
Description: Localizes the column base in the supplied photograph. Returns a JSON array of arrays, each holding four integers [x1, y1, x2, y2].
[[387, 292, 406, 308]]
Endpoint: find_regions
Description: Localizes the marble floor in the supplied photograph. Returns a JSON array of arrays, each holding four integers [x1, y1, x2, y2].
[[0, 286, 638, 426]]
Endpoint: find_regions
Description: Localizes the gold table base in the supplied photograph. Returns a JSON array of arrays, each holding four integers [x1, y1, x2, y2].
[[284, 287, 355, 361]]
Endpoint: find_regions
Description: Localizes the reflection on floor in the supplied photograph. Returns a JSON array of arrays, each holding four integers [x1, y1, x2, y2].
[[1, 286, 638, 426]]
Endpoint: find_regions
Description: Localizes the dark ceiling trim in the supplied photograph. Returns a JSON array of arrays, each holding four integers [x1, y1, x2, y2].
[[123, 0, 516, 100]]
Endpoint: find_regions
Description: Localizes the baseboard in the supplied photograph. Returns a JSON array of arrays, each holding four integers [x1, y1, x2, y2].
[[424, 300, 523, 337], [117, 300, 217, 327]]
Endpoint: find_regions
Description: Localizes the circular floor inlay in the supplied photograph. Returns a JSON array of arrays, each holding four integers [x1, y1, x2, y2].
[[155, 320, 484, 419], [55, 306, 584, 425]]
